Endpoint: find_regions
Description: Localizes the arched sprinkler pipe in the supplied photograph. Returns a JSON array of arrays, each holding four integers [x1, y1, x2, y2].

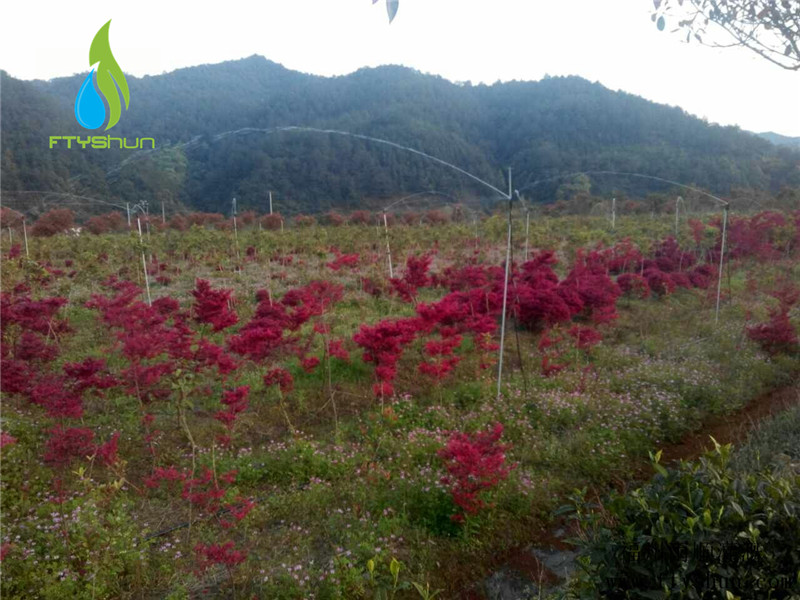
[[2, 190, 129, 213]]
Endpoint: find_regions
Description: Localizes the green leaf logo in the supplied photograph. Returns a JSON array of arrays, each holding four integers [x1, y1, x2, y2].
[[89, 20, 129, 130]]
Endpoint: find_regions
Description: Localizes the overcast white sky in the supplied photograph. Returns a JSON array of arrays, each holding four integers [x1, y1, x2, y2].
[[2, 0, 799, 135]]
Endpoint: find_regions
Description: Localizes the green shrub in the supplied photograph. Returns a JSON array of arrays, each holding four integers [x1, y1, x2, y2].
[[562, 443, 800, 599]]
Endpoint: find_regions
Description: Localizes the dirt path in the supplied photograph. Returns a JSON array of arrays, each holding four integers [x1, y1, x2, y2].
[[467, 382, 800, 600], [659, 383, 799, 463]]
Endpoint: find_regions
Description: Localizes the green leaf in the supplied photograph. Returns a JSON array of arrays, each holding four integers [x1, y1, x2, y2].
[[89, 20, 130, 130], [390, 557, 401, 583]]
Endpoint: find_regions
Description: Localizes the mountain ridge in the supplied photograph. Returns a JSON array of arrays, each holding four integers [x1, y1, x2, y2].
[[2, 56, 798, 216]]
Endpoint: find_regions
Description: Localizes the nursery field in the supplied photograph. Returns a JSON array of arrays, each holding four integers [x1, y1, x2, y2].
[[1, 210, 799, 599]]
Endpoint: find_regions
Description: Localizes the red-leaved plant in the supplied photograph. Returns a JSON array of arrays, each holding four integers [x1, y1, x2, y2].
[[746, 282, 799, 356], [438, 423, 513, 521]]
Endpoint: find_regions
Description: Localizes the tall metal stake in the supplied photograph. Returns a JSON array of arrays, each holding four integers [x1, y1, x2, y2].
[[232, 197, 241, 269], [524, 207, 530, 261], [23, 220, 29, 258], [497, 167, 513, 400], [714, 205, 729, 324], [137, 218, 152, 306], [611, 197, 616, 231], [269, 191, 273, 215], [126, 203, 131, 227], [161, 201, 166, 225], [383, 212, 394, 278]]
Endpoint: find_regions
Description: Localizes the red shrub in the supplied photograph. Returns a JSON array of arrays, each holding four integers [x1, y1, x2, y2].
[[644, 269, 675, 296], [261, 213, 283, 230], [44, 426, 95, 464], [191, 279, 238, 332], [264, 368, 294, 394], [96, 432, 121, 466], [568, 325, 603, 350], [31, 209, 75, 237], [194, 541, 246, 572], [747, 312, 798, 356], [390, 254, 433, 302], [354, 317, 421, 397], [348, 210, 372, 225], [617, 273, 650, 299], [0, 208, 25, 230], [438, 423, 513, 520], [746, 284, 799, 356], [327, 253, 360, 271], [293, 214, 315, 227], [85, 212, 126, 234]]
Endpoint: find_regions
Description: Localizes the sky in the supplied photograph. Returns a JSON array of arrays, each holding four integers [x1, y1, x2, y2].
[[2, 0, 799, 136]]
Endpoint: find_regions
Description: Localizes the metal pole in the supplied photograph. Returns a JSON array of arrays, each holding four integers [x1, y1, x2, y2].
[[611, 197, 616, 231], [126, 203, 131, 227], [22, 220, 29, 258], [524, 208, 530, 261], [715, 205, 728, 325], [7, 227, 11, 244], [675, 196, 682, 239], [161, 201, 166, 225], [383, 212, 394, 278], [497, 167, 513, 400], [232, 197, 240, 267], [137, 218, 152, 306], [269, 191, 273, 215]]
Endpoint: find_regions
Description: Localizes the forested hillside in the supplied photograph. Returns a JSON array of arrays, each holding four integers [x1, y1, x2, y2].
[[2, 55, 799, 215]]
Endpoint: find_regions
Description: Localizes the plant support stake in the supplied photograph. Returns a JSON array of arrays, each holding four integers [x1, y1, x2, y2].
[[232, 197, 241, 267], [137, 218, 152, 306], [497, 167, 513, 400], [715, 205, 729, 324], [611, 197, 616, 231], [524, 207, 530, 261], [383, 212, 394, 278], [22, 220, 29, 258]]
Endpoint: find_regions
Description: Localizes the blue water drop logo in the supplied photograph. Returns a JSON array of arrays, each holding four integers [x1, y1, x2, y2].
[[74, 69, 106, 130]]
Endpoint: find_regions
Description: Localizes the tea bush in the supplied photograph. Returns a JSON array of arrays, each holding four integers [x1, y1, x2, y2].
[[564, 443, 800, 599]]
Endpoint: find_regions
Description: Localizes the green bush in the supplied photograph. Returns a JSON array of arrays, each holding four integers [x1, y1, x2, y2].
[[563, 443, 800, 599]]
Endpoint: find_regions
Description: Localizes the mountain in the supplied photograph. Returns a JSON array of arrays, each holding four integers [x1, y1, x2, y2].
[[2, 55, 799, 216], [757, 131, 800, 149]]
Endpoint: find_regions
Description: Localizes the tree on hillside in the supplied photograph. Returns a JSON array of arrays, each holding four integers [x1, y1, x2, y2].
[[652, 0, 800, 71]]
